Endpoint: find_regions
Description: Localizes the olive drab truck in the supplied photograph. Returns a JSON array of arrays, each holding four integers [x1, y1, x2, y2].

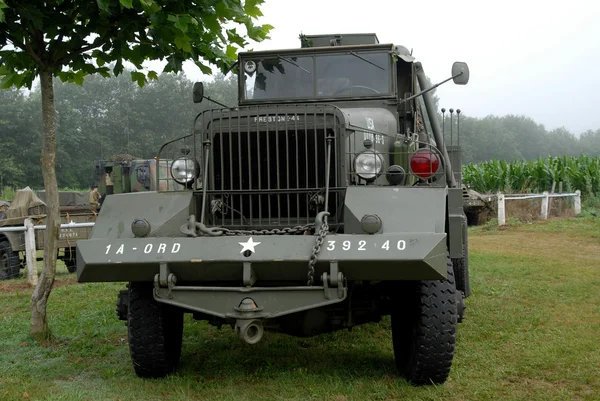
[[76, 33, 471, 385], [94, 156, 185, 201]]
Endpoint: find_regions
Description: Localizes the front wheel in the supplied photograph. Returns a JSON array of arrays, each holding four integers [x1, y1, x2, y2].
[[64, 248, 77, 273], [0, 240, 21, 280], [391, 251, 458, 385], [127, 282, 184, 378]]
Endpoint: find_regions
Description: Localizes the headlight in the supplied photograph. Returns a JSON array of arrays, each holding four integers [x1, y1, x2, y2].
[[354, 150, 383, 181], [170, 157, 198, 184]]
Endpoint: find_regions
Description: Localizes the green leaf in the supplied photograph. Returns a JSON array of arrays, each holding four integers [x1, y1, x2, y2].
[[225, 45, 237, 60], [203, 13, 220, 33], [131, 71, 146, 87], [97, 0, 110, 11], [194, 61, 212, 75], [0, 72, 22, 89], [244, 0, 264, 18], [148, 70, 158, 80], [174, 35, 191, 53], [0, 1, 7, 23], [139, 0, 160, 13], [73, 71, 86, 86], [119, 0, 133, 8]]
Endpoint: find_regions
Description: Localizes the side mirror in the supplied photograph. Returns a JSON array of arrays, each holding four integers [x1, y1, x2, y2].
[[451, 62, 469, 85], [192, 82, 204, 103]]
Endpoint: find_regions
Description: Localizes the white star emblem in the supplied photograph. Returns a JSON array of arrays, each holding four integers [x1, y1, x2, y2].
[[239, 237, 261, 254]]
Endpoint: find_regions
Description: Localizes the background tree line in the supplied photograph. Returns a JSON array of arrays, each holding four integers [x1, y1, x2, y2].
[[1, 70, 599, 191]]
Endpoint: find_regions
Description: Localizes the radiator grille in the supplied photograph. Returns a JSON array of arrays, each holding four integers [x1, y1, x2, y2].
[[205, 110, 342, 229]]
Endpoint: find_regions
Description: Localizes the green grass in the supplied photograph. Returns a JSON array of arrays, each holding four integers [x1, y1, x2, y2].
[[2, 215, 600, 400]]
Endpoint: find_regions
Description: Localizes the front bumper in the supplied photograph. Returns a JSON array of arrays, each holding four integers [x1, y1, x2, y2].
[[76, 232, 448, 283]]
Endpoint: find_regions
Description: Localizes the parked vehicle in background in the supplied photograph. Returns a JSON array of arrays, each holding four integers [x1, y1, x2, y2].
[[0, 187, 95, 277], [0, 157, 179, 279]]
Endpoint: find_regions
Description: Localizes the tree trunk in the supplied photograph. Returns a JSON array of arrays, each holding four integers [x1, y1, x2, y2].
[[31, 68, 60, 340]]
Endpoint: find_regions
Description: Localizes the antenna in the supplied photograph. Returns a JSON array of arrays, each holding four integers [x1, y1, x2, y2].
[[449, 108, 454, 149], [457, 109, 462, 176], [441, 108, 446, 145]]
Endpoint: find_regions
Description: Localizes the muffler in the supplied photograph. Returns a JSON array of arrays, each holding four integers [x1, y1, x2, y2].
[[235, 319, 264, 345]]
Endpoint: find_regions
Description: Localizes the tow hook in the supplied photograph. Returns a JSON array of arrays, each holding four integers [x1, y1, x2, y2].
[[233, 297, 264, 344], [235, 319, 264, 345]]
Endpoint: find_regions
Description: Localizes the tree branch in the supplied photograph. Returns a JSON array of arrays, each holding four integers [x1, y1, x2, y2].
[[4, 32, 27, 52], [8, 4, 46, 68], [55, 37, 108, 66], [24, 33, 44, 66], [33, 29, 46, 68]]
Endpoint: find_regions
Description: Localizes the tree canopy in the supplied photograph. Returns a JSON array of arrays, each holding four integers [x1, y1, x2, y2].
[[0, 0, 272, 88]]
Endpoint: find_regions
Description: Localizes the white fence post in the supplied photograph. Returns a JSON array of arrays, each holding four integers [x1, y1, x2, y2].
[[541, 191, 549, 220], [497, 192, 505, 226], [24, 218, 38, 287], [574, 190, 581, 215]]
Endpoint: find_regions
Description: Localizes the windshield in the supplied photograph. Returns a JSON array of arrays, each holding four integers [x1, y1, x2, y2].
[[243, 51, 391, 101]]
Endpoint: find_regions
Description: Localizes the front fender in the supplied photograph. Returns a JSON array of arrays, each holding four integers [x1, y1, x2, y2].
[[89, 191, 194, 239], [343, 186, 447, 234]]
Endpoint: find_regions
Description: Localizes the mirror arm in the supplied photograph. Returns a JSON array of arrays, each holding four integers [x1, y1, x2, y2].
[[204, 96, 231, 109], [400, 72, 463, 104], [414, 62, 457, 188]]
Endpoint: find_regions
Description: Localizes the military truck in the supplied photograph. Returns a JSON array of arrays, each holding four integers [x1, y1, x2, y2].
[[76, 33, 471, 385], [94, 156, 185, 202]]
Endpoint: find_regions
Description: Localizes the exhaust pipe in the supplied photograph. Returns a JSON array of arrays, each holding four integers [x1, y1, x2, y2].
[[235, 319, 264, 345]]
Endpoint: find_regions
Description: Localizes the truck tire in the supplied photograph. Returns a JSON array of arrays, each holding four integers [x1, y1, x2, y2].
[[465, 210, 479, 226], [0, 240, 21, 280], [452, 220, 470, 298], [64, 248, 77, 273], [127, 282, 184, 378], [452, 249, 470, 299], [391, 251, 458, 385]]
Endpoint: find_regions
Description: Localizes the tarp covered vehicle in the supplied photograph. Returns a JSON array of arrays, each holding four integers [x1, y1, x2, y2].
[[76, 33, 471, 385], [0, 187, 95, 278]]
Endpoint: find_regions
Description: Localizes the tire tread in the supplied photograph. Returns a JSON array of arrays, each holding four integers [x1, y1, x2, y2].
[[127, 282, 183, 378]]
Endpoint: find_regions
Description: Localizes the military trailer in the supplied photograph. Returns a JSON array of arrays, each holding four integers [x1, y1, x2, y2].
[[76, 33, 471, 385], [0, 187, 96, 278]]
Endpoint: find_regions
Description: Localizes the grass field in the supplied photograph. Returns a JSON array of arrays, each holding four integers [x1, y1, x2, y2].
[[1, 213, 599, 401]]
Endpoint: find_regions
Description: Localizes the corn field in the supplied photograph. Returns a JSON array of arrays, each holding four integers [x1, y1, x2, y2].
[[462, 155, 600, 196]]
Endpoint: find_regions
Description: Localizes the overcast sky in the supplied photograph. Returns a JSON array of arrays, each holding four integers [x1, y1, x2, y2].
[[182, 0, 600, 135]]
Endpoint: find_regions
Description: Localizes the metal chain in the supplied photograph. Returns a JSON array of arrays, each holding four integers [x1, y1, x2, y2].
[[181, 215, 314, 237], [220, 224, 314, 236], [307, 217, 329, 286]]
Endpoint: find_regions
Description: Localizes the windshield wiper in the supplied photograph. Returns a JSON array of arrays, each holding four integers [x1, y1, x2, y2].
[[349, 51, 384, 71], [277, 56, 312, 74]]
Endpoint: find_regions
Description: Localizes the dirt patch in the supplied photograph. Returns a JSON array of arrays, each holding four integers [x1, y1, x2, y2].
[[0, 278, 79, 294]]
